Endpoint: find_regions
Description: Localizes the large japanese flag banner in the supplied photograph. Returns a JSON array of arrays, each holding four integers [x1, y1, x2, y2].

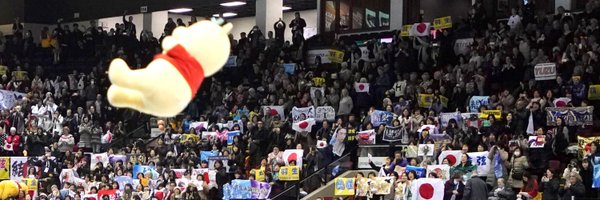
[[411, 178, 444, 200], [283, 149, 304, 168], [438, 150, 463, 167], [467, 151, 491, 175]]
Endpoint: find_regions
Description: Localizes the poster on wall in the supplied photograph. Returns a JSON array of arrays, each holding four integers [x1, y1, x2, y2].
[[339, 0, 350, 30], [379, 11, 389, 26], [352, 8, 364, 29], [365, 9, 377, 28], [325, 1, 337, 32]]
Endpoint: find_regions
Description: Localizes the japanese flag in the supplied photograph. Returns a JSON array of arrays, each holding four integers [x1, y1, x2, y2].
[[283, 149, 304, 167], [293, 118, 316, 132], [438, 150, 463, 167], [410, 23, 431, 37], [553, 97, 571, 107], [411, 178, 444, 200], [101, 130, 113, 144], [354, 82, 370, 93], [316, 140, 328, 149]]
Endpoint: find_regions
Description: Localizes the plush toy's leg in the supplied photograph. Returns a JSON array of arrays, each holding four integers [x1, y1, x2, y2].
[[108, 58, 153, 92], [107, 85, 144, 110]]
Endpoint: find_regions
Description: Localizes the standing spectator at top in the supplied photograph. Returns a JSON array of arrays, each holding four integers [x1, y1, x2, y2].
[[273, 18, 286, 45], [122, 11, 137, 37], [177, 18, 186, 27], [188, 16, 198, 26], [164, 18, 177, 36], [507, 8, 522, 31], [12, 17, 23, 38], [290, 12, 306, 41]]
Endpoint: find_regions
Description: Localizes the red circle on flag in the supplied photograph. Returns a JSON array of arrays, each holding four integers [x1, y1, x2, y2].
[[416, 23, 427, 33], [419, 183, 435, 199], [434, 168, 442, 175], [555, 101, 567, 107], [446, 155, 457, 166], [288, 153, 297, 163], [299, 121, 309, 129], [358, 84, 365, 90], [270, 109, 279, 116]]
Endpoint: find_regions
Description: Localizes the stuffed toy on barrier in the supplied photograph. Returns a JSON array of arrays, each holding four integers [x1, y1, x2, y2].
[[0, 180, 29, 199], [107, 18, 232, 117]]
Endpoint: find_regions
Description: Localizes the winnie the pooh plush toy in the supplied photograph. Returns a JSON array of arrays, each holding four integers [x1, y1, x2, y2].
[[107, 18, 232, 117], [0, 180, 28, 199]]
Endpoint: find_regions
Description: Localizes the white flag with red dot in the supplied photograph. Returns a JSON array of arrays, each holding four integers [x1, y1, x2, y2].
[[411, 178, 444, 200], [354, 82, 370, 93], [437, 150, 463, 167], [292, 118, 316, 133], [283, 149, 304, 168], [410, 22, 431, 37]]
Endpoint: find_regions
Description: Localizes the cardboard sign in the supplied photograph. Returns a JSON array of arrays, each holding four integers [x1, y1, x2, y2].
[[433, 16, 452, 29], [278, 166, 300, 181], [479, 110, 502, 119], [400, 24, 412, 37], [334, 178, 356, 196]]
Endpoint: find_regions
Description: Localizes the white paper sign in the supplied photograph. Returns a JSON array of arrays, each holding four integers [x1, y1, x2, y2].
[[315, 106, 335, 122], [534, 63, 557, 80]]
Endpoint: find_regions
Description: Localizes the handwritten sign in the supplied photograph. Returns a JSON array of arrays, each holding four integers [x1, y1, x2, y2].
[[315, 106, 335, 122]]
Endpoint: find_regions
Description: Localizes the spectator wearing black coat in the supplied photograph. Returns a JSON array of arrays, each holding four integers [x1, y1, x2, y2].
[[540, 169, 560, 200], [463, 171, 488, 200], [444, 172, 465, 200], [560, 172, 586, 200]]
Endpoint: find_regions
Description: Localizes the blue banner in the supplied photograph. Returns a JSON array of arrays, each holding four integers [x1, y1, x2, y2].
[[370, 110, 394, 127], [594, 165, 600, 188], [132, 165, 157, 179], [200, 151, 218, 162], [228, 179, 253, 199], [469, 96, 489, 112], [406, 165, 426, 178], [283, 63, 295, 75], [114, 176, 133, 190], [227, 131, 240, 145]]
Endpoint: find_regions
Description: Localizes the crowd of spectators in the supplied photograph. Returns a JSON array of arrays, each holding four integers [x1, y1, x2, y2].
[[1, 0, 600, 199]]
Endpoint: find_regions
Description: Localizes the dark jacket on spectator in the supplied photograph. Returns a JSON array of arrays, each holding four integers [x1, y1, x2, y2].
[[540, 177, 560, 200], [463, 176, 488, 200], [444, 179, 465, 200], [560, 181, 585, 200]]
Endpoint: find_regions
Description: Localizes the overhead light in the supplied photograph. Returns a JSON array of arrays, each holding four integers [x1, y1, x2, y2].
[[168, 8, 193, 13], [220, 1, 246, 7], [282, 6, 292, 11], [213, 12, 238, 18]]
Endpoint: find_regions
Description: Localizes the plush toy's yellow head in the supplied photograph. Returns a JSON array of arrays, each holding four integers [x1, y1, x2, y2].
[[107, 19, 232, 117], [0, 180, 29, 199]]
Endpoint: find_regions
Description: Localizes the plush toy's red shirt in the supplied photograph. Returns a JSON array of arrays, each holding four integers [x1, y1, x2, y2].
[[154, 44, 204, 97]]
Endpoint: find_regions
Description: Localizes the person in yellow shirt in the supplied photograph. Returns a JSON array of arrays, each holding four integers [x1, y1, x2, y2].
[[0, 64, 7, 76]]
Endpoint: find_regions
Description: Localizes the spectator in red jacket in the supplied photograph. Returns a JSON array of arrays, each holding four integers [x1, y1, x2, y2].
[[5, 127, 21, 156]]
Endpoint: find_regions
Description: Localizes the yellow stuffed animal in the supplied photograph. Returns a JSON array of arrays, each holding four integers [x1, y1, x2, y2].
[[0, 180, 28, 199], [107, 18, 232, 117]]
